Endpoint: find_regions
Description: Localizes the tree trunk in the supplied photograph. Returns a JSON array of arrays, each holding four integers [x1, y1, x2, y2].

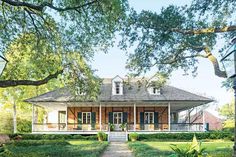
[[13, 101, 17, 134]]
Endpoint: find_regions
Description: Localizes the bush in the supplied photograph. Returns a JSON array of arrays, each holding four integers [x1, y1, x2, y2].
[[137, 131, 233, 141], [97, 132, 107, 141], [129, 132, 139, 141], [8, 134, 97, 140], [7, 140, 69, 146]]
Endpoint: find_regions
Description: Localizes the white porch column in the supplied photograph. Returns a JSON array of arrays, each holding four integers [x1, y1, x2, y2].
[[99, 103, 102, 131], [202, 109, 205, 131], [134, 103, 136, 131], [168, 102, 170, 131], [32, 104, 34, 132], [66, 106, 68, 131]]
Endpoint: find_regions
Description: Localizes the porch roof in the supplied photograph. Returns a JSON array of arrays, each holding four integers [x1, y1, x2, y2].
[[26, 78, 213, 105]]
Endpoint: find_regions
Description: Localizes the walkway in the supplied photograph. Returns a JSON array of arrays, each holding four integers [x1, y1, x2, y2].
[[101, 142, 134, 157]]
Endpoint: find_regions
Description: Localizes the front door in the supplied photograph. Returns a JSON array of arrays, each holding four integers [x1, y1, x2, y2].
[[113, 112, 123, 131]]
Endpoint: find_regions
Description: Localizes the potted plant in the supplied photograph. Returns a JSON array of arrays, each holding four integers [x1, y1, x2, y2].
[[119, 123, 127, 131], [129, 132, 139, 142], [97, 131, 106, 141], [108, 123, 115, 131]]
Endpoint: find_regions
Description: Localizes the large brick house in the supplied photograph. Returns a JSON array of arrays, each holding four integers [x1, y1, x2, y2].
[[26, 75, 213, 134]]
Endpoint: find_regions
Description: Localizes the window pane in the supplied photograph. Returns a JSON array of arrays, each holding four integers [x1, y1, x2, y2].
[[118, 113, 122, 124], [114, 113, 117, 124], [87, 113, 91, 124], [149, 113, 153, 124], [145, 113, 148, 124], [115, 82, 120, 94], [82, 113, 86, 124]]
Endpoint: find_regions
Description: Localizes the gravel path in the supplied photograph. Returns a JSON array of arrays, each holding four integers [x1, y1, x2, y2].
[[101, 142, 134, 157]]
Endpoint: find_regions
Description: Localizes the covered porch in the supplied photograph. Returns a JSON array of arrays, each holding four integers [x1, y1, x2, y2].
[[32, 101, 206, 133]]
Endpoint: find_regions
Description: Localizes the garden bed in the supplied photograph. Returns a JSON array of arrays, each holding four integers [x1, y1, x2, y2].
[[0, 140, 108, 157]]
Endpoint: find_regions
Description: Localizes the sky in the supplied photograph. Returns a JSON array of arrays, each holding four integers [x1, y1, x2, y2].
[[91, 0, 232, 114]]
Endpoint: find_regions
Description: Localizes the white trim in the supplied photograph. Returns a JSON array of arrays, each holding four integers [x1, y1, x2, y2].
[[66, 108, 68, 131], [168, 102, 170, 131], [134, 103, 136, 131], [99, 103, 102, 131]]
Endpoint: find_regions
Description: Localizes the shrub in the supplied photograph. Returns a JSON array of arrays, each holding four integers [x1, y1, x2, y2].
[[129, 132, 139, 141], [170, 135, 206, 157], [137, 131, 233, 141], [7, 140, 69, 146], [97, 132, 107, 141]]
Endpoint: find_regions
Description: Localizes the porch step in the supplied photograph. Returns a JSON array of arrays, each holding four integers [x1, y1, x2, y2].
[[109, 132, 127, 142]]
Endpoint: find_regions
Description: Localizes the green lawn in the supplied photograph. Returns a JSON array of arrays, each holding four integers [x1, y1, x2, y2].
[[0, 140, 108, 157], [129, 140, 233, 157]]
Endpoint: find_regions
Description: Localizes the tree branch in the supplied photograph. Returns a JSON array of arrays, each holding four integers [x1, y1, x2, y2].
[[172, 25, 236, 35], [203, 47, 227, 78], [1, 0, 99, 12], [0, 69, 63, 88]]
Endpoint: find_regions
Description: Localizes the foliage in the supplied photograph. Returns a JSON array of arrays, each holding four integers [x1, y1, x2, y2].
[[0, 0, 128, 57], [219, 101, 234, 120], [7, 140, 69, 146], [129, 141, 233, 157], [0, 140, 108, 157], [8, 134, 98, 141], [137, 132, 233, 141], [129, 132, 139, 141], [119, 123, 127, 131], [97, 132, 107, 141], [0, 110, 31, 134], [108, 123, 115, 131], [119, 0, 236, 78], [170, 135, 206, 157], [0, 0, 129, 87]]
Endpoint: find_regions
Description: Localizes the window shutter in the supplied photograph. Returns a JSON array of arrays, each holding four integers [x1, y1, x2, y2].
[[140, 112, 144, 130], [77, 112, 82, 130], [123, 112, 128, 123], [91, 112, 96, 130], [109, 112, 113, 123], [154, 112, 159, 130]]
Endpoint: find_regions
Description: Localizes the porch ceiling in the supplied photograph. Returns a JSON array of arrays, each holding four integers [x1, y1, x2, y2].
[[33, 100, 209, 112]]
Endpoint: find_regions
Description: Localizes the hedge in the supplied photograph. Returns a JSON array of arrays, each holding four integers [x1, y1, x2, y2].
[[7, 140, 69, 146], [8, 134, 97, 140], [137, 131, 233, 141]]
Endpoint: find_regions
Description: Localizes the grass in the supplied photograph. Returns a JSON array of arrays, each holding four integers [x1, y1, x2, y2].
[[0, 140, 108, 157], [128, 140, 233, 157]]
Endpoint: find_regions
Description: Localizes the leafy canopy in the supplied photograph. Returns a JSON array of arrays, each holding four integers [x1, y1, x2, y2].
[[120, 0, 236, 78]]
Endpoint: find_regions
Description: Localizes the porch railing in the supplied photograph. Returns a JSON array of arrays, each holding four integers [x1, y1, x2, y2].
[[33, 123, 204, 132]]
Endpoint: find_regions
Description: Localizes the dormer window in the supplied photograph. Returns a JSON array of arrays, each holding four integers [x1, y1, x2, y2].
[[115, 82, 121, 94], [152, 87, 161, 95], [112, 75, 123, 95]]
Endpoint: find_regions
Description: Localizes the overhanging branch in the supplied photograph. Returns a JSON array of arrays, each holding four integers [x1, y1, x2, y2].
[[172, 25, 236, 35], [0, 69, 63, 88], [1, 0, 99, 12]]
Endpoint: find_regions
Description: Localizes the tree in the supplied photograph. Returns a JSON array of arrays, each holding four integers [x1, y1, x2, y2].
[[0, 0, 128, 87], [219, 101, 234, 120], [120, 0, 236, 78], [218, 100, 234, 129]]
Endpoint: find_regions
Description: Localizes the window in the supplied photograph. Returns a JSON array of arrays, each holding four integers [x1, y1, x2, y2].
[[113, 112, 123, 124], [58, 111, 66, 123], [115, 81, 121, 94], [82, 112, 91, 124], [144, 112, 154, 124], [153, 87, 160, 95]]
